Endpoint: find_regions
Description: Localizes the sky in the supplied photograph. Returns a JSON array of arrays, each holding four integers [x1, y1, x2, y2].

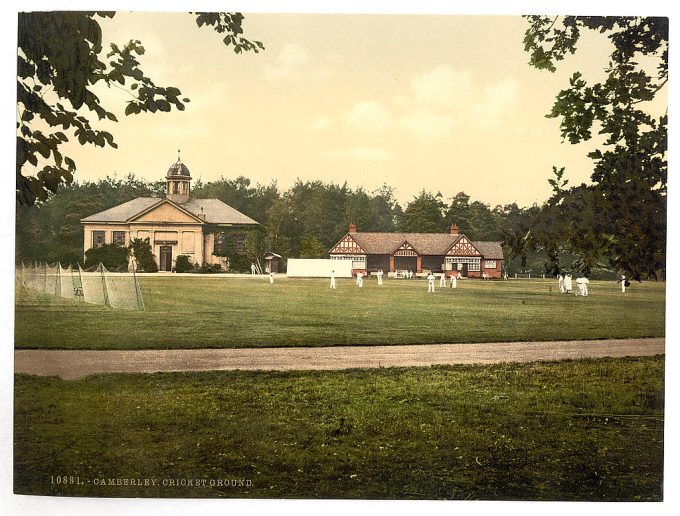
[[33, 9, 666, 209]]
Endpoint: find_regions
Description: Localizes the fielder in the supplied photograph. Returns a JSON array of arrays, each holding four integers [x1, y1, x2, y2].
[[356, 271, 363, 288], [377, 269, 384, 285], [427, 272, 435, 293], [439, 274, 446, 287], [450, 274, 457, 289], [330, 270, 336, 289]]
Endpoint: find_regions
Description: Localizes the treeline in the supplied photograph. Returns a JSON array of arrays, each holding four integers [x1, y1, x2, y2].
[[16, 174, 534, 268], [15, 172, 665, 279]]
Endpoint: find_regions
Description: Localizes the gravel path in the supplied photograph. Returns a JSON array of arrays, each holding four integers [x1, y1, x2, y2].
[[14, 338, 664, 380]]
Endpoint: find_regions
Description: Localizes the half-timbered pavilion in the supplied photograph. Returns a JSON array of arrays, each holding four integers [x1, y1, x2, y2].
[[328, 224, 504, 278]]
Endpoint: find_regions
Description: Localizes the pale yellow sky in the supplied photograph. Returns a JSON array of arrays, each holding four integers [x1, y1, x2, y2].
[[34, 12, 669, 207]]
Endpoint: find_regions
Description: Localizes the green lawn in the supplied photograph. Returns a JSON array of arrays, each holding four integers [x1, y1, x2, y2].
[[14, 277, 665, 349], [14, 356, 664, 500]]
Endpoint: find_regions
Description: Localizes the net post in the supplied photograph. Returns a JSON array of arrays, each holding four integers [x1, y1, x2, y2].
[[131, 265, 145, 311], [100, 263, 111, 308]]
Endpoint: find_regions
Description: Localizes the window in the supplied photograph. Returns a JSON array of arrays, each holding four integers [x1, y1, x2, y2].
[[446, 256, 481, 271], [214, 233, 227, 254], [485, 260, 497, 269], [213, 233, 246, 255], [113, 231, 126, 246], [233, 234, 245, 254], [331, 254, 366, 269], [92, 231, 105, 248]]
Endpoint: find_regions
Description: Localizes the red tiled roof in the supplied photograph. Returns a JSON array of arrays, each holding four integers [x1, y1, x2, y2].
[[332, 232, 503, 259]]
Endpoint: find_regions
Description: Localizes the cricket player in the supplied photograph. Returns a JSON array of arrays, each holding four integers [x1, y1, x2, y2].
[[377, 269, 383, 285], [356, 271, 363, 288], [450, 274, 457, 289], [330, 270, 336, 289], [427, 272, 435, 293]]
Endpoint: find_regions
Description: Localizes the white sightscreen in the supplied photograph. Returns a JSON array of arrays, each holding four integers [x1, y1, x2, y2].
[[286, 258, 353, 278]]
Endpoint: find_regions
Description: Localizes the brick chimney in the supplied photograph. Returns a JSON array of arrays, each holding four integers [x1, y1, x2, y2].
[[449, 224, 459, 236], [348, 223, 357, 234]]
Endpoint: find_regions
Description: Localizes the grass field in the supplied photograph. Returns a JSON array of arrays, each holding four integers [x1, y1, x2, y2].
[[14, 356, 664, 500], [15, 276, 665, 349]]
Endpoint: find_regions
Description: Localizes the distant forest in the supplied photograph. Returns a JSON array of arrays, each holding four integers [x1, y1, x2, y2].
[[13, 173, 643, 279]]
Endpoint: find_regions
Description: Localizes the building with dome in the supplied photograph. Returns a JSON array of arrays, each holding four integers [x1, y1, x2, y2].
[[80, 156, 260, 271]]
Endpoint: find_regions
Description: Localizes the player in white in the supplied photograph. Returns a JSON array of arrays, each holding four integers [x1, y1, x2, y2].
[[558, 273, 565, 293], [356, 271, 363, 288], [427, 272, 435, 293], [377, 269, 383, 285], [618, 274, 627, 293], [269, 272, 274, 284], [439, 274, 446, 287], [450, 274, 457, 289], [330, 270, 336, 289]]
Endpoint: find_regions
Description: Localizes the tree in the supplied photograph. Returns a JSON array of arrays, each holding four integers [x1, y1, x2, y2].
[[17, 11, 263, 205], [129, 237, 157, 272], [299, 236, 327, 259], [524, 16, 667, 280], [402, 191, 446, 233]]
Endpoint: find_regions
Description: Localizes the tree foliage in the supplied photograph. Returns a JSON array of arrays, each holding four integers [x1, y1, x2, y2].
[[129, 237, 157, 273], [84, 243, 128, 270], [402, 191, 446, 233], [17, 11, 263, 205], [524, 16, 667, 280], [17, 172, 523, 268]]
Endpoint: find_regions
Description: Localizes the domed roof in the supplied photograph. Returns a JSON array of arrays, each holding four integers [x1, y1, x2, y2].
[[166, 158, 191, 179]]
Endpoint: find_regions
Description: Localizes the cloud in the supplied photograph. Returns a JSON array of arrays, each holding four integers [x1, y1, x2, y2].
[[264, 44, 310, 79], [473, 78, 520, 128], [314, 66, 520, 144], [324, 147, 394, 161], [344, 101, 393, 131], [410, 65, 473, 109]]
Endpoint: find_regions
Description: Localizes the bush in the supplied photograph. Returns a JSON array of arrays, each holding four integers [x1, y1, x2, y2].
[[84, 244, 128, 270], [174, 255, 193, 273], [129, 238, 158, 273], [199, 263, 222, 274]]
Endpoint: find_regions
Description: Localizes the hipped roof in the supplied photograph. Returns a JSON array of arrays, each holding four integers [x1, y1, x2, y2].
[[81, 197, 259, 225]]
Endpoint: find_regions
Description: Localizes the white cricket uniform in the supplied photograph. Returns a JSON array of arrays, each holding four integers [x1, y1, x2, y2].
[[357, 272, 363, 287], [427, 273, 435, 293], [330, 271, 336, 289]]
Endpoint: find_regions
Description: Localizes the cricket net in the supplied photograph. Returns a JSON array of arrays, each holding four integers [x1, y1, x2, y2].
[[17, 262, 144, 310]]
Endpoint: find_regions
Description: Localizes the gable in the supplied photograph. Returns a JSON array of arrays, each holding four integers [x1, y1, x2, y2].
[[131, 200, 202, 224], [393, 240, 419, 256], [329, 234, 367, 254], [445, 235, 481, 256]]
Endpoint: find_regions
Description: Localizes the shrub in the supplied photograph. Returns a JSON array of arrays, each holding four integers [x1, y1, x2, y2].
[[199, 263, 222, 274], [174, 255, 193, 273], [84, 243, 128, 270]]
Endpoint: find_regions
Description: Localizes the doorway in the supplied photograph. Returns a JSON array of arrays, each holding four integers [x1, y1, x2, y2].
[[160, 245, 173, 271]]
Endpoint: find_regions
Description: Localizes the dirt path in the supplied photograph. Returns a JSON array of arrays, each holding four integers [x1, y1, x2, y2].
[[14, 338, 664, 380]]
